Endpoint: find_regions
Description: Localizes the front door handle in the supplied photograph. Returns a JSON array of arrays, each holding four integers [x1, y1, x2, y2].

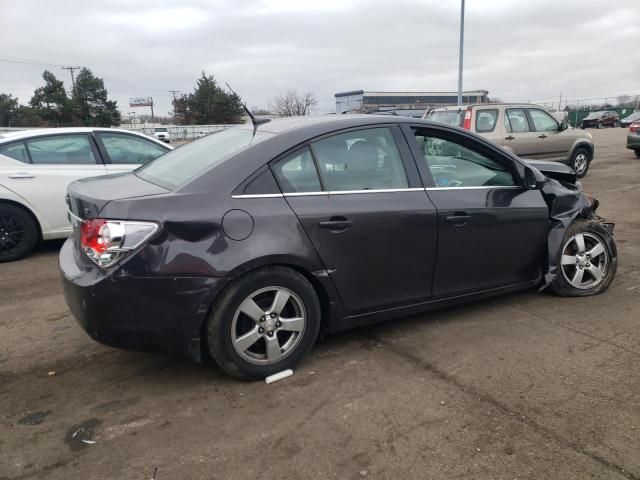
[[319, 217, 352, 232], [445, 214, 471, 227], [505, 135, 515, 140], [538, 134, 547, 139], [8, 173, 36, 179]]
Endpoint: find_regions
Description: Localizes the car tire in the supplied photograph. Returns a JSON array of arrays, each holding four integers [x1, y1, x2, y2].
[[596, 122, 602, 129], [635, 149, 640, 158], [548, 219, 617, 297], [0, 204, 38, 262], [569, 147, 591, 178], [206, 266, 321, 380], [612, 120, 619, 128]]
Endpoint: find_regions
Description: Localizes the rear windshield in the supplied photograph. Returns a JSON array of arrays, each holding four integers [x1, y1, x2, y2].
[[137, 127, 273, 189], [426, 110, 463, 127]]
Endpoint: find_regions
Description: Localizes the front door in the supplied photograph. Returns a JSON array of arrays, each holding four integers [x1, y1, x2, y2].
[[271, 126, 438, 314], [407, 126, 549, 297], [527, 108, 573, 161]]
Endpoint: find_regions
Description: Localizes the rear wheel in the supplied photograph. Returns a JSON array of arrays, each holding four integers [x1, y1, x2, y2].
[[0, 204, 38, 262], [596, 122, 602, 129], [206, 266, 321, 380], [570, 147, 591, 178], [548, 220, 616, 297], [612, 120, 619, 128], [635, 149, 640, 158]]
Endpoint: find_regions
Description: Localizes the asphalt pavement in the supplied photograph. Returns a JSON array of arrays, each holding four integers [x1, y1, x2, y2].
[[1, 127, 639, 480]]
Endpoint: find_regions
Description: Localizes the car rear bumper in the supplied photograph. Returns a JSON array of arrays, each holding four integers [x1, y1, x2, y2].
[[626, 134, 640, 150], [59, 238, 227, 362]]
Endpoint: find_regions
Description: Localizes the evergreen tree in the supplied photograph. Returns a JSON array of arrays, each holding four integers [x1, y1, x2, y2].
[[30, 70, 72, 126], [72, 68, 121, 126], [187, 72, 244, 124]]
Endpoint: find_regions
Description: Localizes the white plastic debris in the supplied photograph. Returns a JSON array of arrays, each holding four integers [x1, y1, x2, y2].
[[265, 369, 293, 384]]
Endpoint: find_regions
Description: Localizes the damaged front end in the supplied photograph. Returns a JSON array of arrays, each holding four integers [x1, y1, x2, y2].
[[527, 161, 616, 290]]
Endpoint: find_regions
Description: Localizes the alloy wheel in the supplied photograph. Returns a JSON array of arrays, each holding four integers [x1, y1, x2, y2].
[[0, 212, 25, 258], [573, 153, 588, 176], [560, 232, 609, 290], [231, 286, 306, 365]]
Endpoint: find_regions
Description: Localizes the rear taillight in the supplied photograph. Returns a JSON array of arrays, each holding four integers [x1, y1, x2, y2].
[[462, 107, 472, 130], [79, 219, 158, 267], [630, 122, 640, 133]]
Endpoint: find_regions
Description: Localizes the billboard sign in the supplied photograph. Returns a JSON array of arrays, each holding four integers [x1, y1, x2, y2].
[[129, 97, 153, 107]]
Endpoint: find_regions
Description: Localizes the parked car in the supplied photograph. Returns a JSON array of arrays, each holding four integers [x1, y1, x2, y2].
[[0, 127, 172, 261], [424, 104, 595, 177], [627, 121, 640, 158], [60, 115, 617, 380], [153, 127, 171, 143], [580, 111, 619, 129], [620, 111, 640, 128]]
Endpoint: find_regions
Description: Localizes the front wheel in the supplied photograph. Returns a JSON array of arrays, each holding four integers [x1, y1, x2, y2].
[[612, 120, 619, 128], [596, 122, 602, 129], [570, 148, 591, 178], [635, 149, 640, 158], [0, 204, 38, 262], [548, 220, 617, 297], [207, 266, 321, 380]]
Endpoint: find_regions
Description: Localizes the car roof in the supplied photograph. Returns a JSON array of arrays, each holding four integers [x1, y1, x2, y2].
[[0, 127, 153, 143], [428, 103, 542, 112], [244, 114, 435, 135]]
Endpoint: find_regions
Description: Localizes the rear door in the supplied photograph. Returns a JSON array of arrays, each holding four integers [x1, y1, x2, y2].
[[406, 126, 549, 297], [527, 108, 572, 161], [502, 108, 539, 158], [95, 132, 170, 174], [0, 134, 107, 234], [271, 126, 439, 314]]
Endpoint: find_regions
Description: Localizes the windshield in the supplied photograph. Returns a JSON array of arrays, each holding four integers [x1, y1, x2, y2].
[[137, 127, 273, 189], [426, 110, 463, 127], [154, 128, 168, 132]]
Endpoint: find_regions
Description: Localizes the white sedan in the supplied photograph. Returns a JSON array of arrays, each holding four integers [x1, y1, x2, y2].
[[0, 127, 172, 261]]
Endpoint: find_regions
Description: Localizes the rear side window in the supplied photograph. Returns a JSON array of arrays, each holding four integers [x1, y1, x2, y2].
[[475, 109, 498, 133], [272, 147, 322, 193], [427, 110, 463, 127], [99, 133, 167, 165], [0, 142, 29, 163], [137, 127, 273, 189], [505, 108, 530, 133], [311, 127, 408, 191], [26, 135, 97, 165]]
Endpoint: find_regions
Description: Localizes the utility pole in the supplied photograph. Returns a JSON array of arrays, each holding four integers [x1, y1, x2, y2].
[[149, 97, 155, 125], [61, 66, 81, 94], [169, 90, 180, 124], [457, 0, 465, 106]]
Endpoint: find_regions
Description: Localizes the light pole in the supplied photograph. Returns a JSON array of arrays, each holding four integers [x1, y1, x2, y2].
[[457, 0, 465, 106]]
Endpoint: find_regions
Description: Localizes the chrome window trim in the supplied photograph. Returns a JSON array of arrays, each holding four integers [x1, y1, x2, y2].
[[231, 185, 522, 199]]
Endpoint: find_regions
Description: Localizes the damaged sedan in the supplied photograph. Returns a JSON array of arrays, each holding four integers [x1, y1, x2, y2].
[[60, 115, 617, 379]]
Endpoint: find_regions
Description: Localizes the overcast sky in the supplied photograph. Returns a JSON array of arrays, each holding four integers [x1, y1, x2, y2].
[[1, 0, 639, 119]]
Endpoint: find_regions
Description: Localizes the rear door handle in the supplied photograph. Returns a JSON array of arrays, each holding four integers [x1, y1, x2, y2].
[[319, 217, 352, 231], [445, 214, 471, 226], [8, 173, 36, 179], [538, 134, 547, 139], [505, 135, 515, 140]]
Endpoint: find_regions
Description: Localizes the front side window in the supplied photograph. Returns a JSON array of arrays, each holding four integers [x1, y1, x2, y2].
[[505, 108, 531, 133], [311, 127, 408, 191], [0, 142, 29, 163], [99, 133, 167, 165], [528, 109, 558, 132], [26, 135, 97, 165], [137, 127, 273, 189], [272, 147, 322, 193], [475, 109, 498, 132], [412, 128, 516, 188]]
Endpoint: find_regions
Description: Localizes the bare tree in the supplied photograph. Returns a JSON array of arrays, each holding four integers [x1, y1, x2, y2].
[[270, 89, 317, 116]]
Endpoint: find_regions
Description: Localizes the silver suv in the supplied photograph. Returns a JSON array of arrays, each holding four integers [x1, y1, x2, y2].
[[424, 104, 595, 177]]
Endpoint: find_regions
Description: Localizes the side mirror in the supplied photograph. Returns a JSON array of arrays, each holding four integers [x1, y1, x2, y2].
[[524, 166, 545, 190], [559, 121, 569, 131]]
